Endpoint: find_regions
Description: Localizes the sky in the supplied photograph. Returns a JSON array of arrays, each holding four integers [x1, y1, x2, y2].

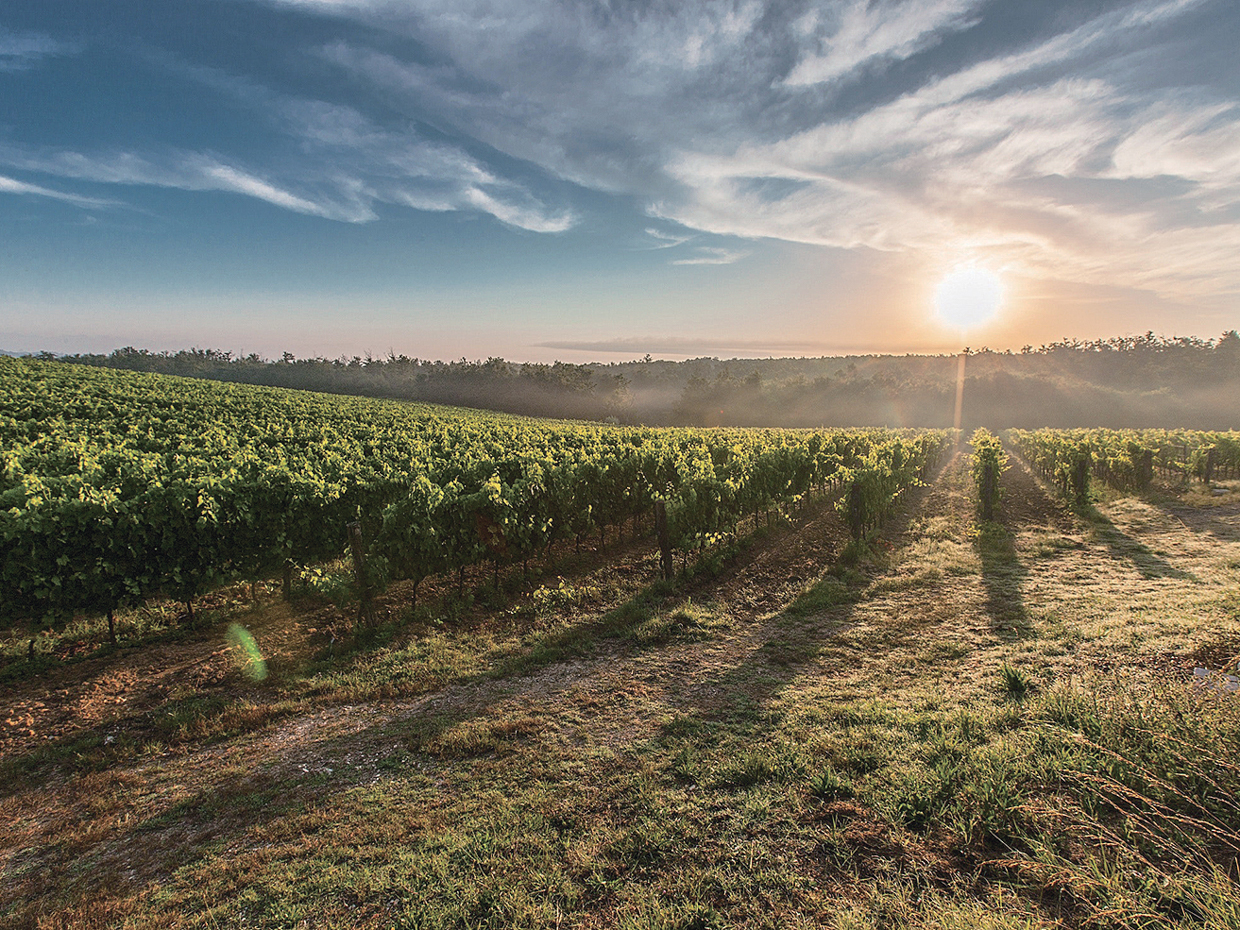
[[1, 0, 1238, 362]]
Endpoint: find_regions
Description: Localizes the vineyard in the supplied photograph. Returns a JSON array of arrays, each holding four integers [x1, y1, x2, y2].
[[3, 362, 1240, 929], [1, 358, 949, 642], [1010, 427, 1240, 502]]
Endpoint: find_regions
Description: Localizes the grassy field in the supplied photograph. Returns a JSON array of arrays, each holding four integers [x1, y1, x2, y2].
[[3, 451, 1240, 929]]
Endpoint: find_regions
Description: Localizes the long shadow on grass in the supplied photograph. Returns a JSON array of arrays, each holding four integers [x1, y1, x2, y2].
[[0, 477, 942, 924], [0, 485, 926, 921], [0, 713, 442, 921], [5, 531, 843, 925], [0, 532, 672, 795], [1154, 501, 1240, 543], [1085, 506, 1197, 581], [677, 464, 948, 724], [976, 518, 1030, 639], [0, 571, 679, 794], [975, 451, 1077, 638], [0, 574, 686, 919]]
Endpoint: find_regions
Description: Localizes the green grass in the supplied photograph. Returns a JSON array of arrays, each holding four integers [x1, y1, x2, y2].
[[4, 454, 1240, 928]]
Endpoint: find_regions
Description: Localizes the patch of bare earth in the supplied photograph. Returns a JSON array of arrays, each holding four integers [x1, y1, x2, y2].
[[5, 448, 1240, 926], [0, 489, 859, 918]]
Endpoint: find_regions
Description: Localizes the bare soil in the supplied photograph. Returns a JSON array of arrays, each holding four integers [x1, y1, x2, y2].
[[3, 450, 1239, 928]]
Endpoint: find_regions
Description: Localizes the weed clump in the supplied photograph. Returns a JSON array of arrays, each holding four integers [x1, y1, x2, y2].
[[809, 765, 855, 801], [998, 662, 1032, 699]]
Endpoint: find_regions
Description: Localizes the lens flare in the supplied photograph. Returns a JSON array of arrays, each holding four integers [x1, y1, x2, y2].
[[226, 623, 267, 681], [934, 266, 1003, 329]]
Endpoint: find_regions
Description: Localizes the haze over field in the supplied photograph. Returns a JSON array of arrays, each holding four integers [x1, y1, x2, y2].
[[2, 0, 1238, 360]]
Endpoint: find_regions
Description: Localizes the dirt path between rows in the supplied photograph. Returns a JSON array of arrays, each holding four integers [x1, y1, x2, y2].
[[7, 448, 1239, 926], [0, 474, 866, 910]]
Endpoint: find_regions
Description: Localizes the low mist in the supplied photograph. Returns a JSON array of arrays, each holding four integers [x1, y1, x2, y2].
[[52, 332, 1240, 430]]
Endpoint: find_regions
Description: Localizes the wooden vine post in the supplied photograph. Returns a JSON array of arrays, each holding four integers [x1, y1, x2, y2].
[[980, 464, 997, 521], [654, 501, 673, 580], [348, 521, 377, 627], [1070, 450, 1091, 504], [1137, 449, 1154, 490], [847, 479, 865, 541]]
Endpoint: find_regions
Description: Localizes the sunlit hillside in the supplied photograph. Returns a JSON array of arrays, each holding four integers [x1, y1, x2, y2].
[[49, 331, 1240, 429], [3, 360, 1240, 928]]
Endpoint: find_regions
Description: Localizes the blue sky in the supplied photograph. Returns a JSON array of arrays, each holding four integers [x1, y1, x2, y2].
[[1, 0, 1237, 361]]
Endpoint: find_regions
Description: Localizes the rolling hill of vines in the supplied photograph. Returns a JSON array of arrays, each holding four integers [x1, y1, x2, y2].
[[1, 358, 949, 634]]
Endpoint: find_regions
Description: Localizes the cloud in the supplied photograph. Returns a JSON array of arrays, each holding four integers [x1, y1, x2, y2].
[[0, 35, 577, 231], [462, 185, 574, 233], [0, 174, 115, 207], [0, 78, 575, 232], [172, 63, 578, 231], [0, 28, 76, 71], [272, 95, 577, 230], [309, 3, 781, 194], [199, 162, 345, 217], [1109, 101, 1240, 187], [784, 0, 985, 86], [0, 145, 376, 221], [670, 247, 750, 266], [13, 0, 1237, 297], [279, 0, 1239, 299], [640, 228, 694, 250], [652, 0, 1240, 297]]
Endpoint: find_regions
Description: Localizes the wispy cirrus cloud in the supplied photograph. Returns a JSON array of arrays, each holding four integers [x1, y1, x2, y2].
[[0, 145, 374, 221], [146, 58, 577, 231], [7, 0, 1239, 345], [0, 28, 77, 72], [642, 228, 694, 250], [671, 246, 750, 266], [784, 0, 985, 86], [270, 0, 1240, 299], [0, 37, 575, 233], [636, 227, 748, 264], [654, 0, 1240, 297], [0, 90, 575, 232], [199, 162, 342, 218], [274, 95, 575, 231], [0, 173, 115, 207]]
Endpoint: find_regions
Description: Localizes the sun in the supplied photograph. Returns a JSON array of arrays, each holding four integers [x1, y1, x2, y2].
[[934, 266, 1003, 330]]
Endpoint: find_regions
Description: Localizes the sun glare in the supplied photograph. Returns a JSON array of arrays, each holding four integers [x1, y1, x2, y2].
[[934, 266, 1003, 330]]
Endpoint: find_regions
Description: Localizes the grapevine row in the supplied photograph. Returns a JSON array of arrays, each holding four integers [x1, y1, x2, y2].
[[969, 429, 1007, 520], [1008, 428, 1240, 502], [2, 359, 949, 631]]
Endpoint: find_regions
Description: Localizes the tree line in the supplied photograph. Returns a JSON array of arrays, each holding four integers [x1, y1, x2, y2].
[[42, 330, 1240, 429]]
